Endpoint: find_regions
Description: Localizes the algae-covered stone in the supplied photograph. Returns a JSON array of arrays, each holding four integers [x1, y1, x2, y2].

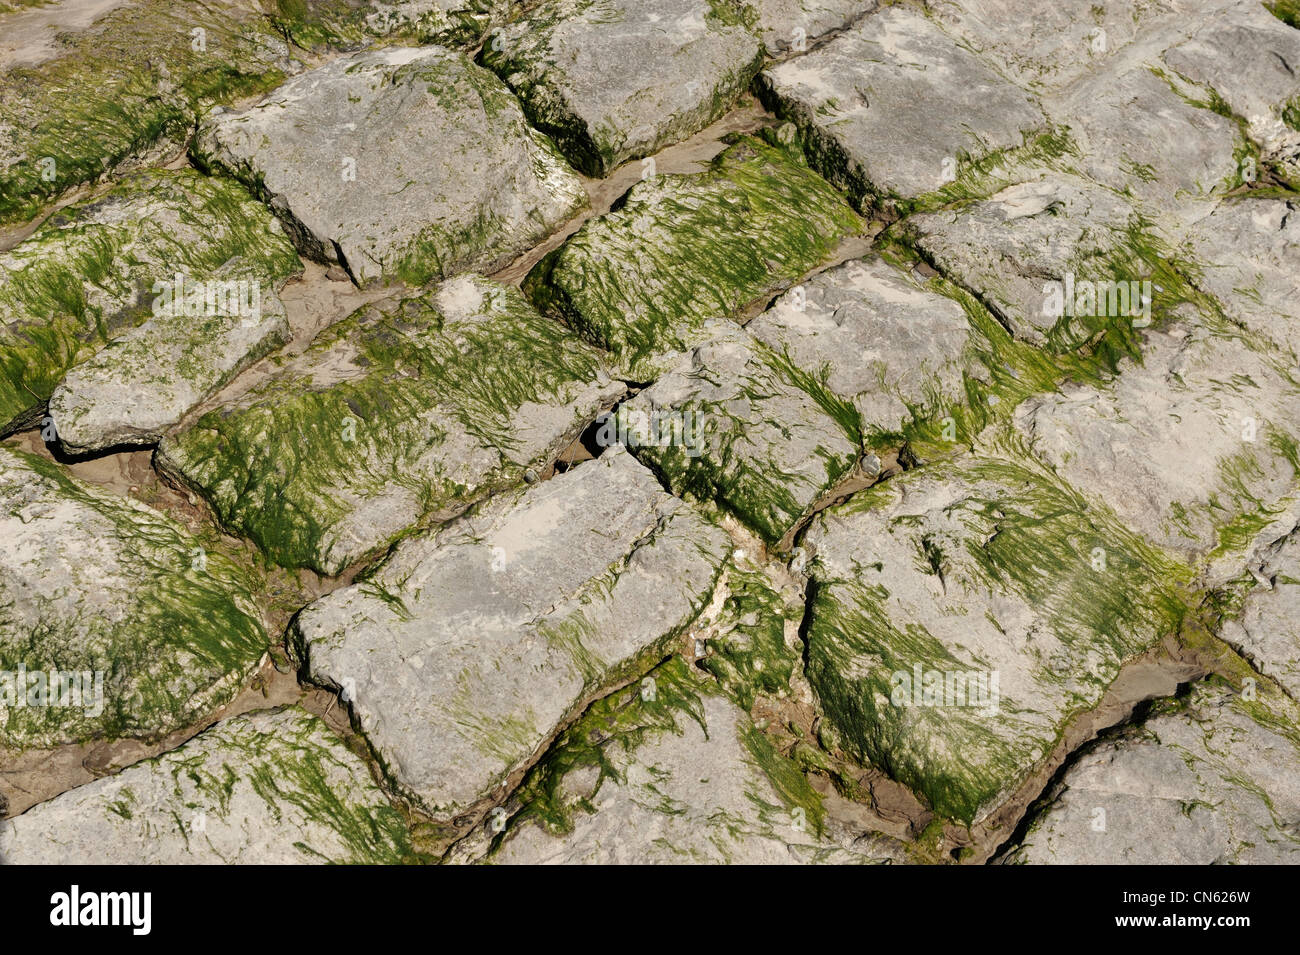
[[0, 0, 297, 225], [613, 321, 860, 545], [1181, 197, 1300, 357], [193, 46, 588, 287], [998, 679, 1300, 864], [746, 0, 876, 57], [1219, 521, 1300, 702], [0, 167, 302, 437], [747, 255, 978, 436], [495, 682, 896, 864], [0, 447, 269, 752], [1013, 320, 1300, 570], [158, 275, 622, 575], [270, 0, 511, 50], [481, 0, 763, 176], [0, 708, 416, 864], [525, 136, 862, 379], [802, 452, 1190, 823], [292, 447, 730, 820], [757, 6, 1045, 206], [904, 174, 1152, 347], [47, 265, 295, 454]]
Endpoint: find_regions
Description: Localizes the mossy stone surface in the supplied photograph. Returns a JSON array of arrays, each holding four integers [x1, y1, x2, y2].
[[0, 447, 270, 752], [0, 167, 301, 437], [524, 136, 863, 380]]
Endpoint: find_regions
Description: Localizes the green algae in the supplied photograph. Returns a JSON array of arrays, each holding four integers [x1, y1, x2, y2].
[[154, 708, 418, 863], [161, 279, 612, 574], [524, 136, 863, 378], [0, 448, 270, 752], [804, 447, 1195, 823], [0, 167, 300, 435], [701, 567, 802, 710], [0, 0, 301, 224]]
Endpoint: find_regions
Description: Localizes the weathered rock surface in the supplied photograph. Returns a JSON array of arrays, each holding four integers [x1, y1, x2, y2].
[[525, 136, 861, 379], [0, 168, 301, 436], [194, 46, 588, 287], [999, 680, 1300, 864], [746, 0, 876, 56], [0, 0, 297, 224], [1045, 66, 1242, 223], [614, 321, 861, 545], [280, 0, 511, 50], [1163, 2, 1300, 174], [481, 0, 763, 176], [0, 708, 416, 864], [495, 682, 898, 864], [747, 255, 978, 433], [758, 6, 1045, 205], [1013, 320, 1300, 570], [159, 275, 621, 575], [802, 452, 1189, 823], [926, 0, 1179, 93], [293, 447, 729, 820], [1181, 197, 1300, 357], [905, 174, 1150, 347], [47, 268, 293, 454], [1219, 521, 1300, 702], [0, 447, 269, 751]]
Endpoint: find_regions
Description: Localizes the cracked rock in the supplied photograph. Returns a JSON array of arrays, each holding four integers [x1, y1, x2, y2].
[[158, 275, 622, 575], [757, 6, 1045, 205], [193, 46, 588, 287], [291, 447, 730, 820], [0, 447, 269, 752], [998, 679, 1300, 864], [0, 708, 415, 864], [481, 0, 763, 176]]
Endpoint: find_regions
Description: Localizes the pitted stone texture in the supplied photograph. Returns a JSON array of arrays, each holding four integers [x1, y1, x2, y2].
[[0, 447, 269, 752], [1219, 521, 1300, 702], [0, 169, 301, 436], [1182, 197, 1300, 357], [481, 0, 762, 176], [758, 6, 1045, 204], [1163, 2, 1300, 177], [999, 681, 1300, 864], [747, 255, 978, 430], [0, 708, 415, 864], [614, 321, 860, 545], [193, 46, 587, 287], [1013, 321, 1300, 570], [802, 453, 1188, 824], [926, 0, 1181, 93], [747, 0, 876, 57], [158, 276, 621, 575], [47, 273, 291, 454], [906, 174, 1146, 346], [1044, 65, 1242, 225], [495, 693, 898, 864], [292, 447, 730, 820]]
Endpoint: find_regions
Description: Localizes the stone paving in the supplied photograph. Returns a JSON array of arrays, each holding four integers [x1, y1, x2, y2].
[[1, 0, 1299, 865]]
